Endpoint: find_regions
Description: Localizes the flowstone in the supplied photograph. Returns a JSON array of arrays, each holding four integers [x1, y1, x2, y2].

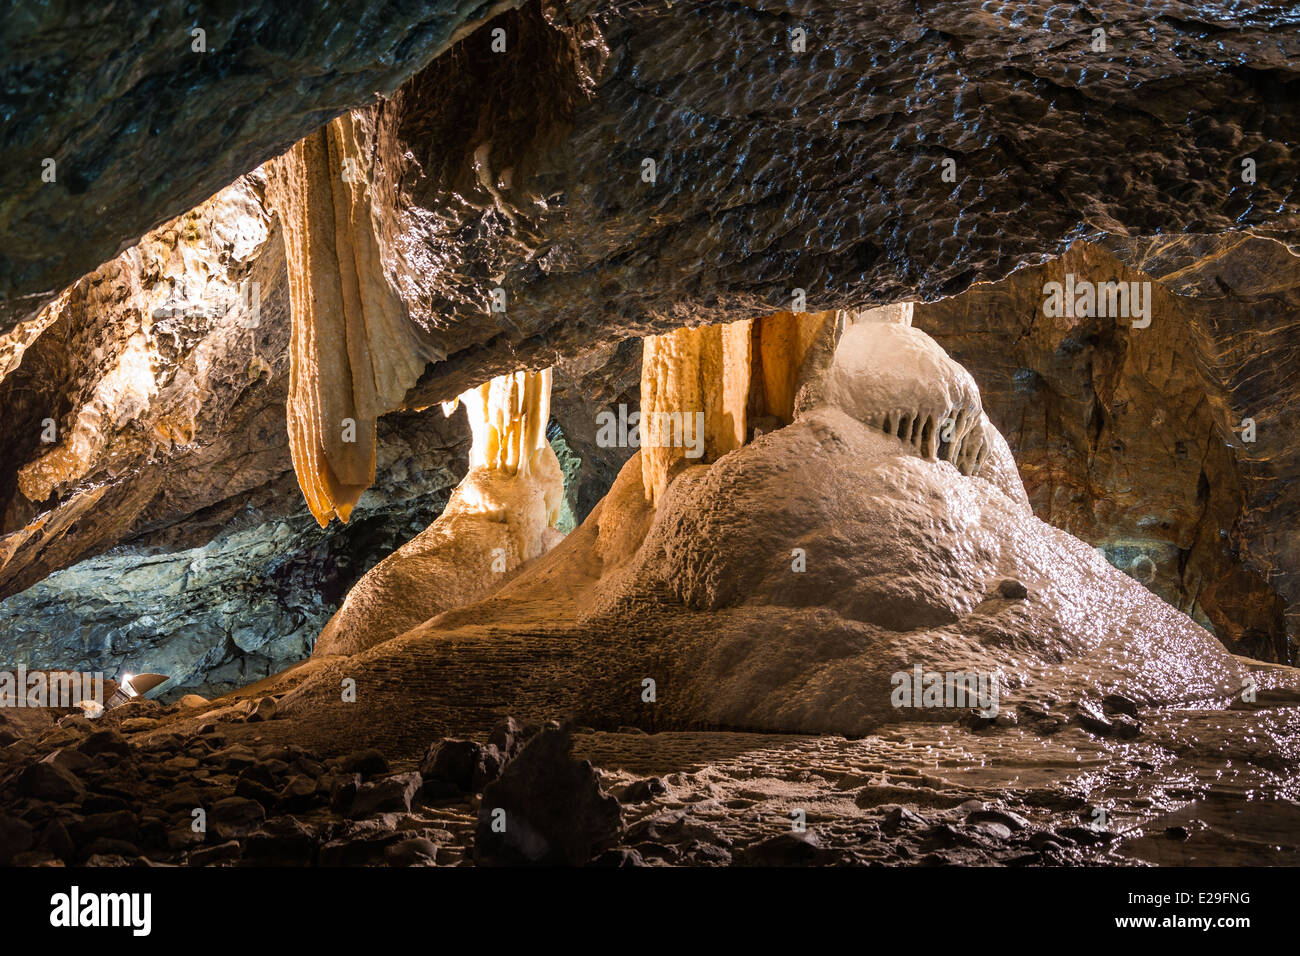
[[261, 311, 1295, 752]]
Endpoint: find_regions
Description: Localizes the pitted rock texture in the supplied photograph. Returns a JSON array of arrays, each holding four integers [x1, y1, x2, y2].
[[0, 0, 523, 332], [4, 0, 1300, 694], [0, 172, 478, 690], [381, 0, 1300, 410]]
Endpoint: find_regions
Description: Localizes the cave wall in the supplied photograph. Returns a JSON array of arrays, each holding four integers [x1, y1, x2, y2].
[[0, 404, 472, 697], [917, 240, 1293, 662], [0, 174, 475, 693], [1106, 234, 1300, 659], [3, 0, 1300, 686], [0, 175, 285, 599]]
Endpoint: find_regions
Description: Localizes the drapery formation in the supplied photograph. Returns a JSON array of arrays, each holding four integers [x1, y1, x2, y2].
[[450, 368, 554, 478], [265, 113, 426, 526], [639, 312, 830, 505]]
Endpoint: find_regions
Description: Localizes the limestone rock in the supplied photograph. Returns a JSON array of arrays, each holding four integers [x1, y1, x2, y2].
[[265, 320, 1295, 753], [918, 238, 1300, 661], [17, 761, 84, 803], [348, 772, 422, 819], [0, 0, 520, 332], [264, 114, 431, 526], [386, 2, 1300, 410]]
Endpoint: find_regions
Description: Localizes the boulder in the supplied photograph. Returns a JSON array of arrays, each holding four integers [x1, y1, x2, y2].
[[475, 727, 623, 866], [17, 761, 84, 802], [419, 739, 503, 794], [349, 773, 422, 819], [208, 796, 266, 840]]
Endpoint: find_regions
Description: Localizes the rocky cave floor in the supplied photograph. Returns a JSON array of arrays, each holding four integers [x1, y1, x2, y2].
[[3, 687, 1299, 867]]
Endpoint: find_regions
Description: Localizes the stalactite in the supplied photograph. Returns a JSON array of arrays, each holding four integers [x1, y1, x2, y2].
[[448, 367, 553, 478], [265, 111, 427, 527], [752, 311, 830, 423], [821, 305, 989, 475], [639, 321, 750, 507], [314, 366, 562, 657]]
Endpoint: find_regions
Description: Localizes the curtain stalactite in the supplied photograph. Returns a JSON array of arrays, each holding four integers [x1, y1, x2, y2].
[[266, 111, 427, 527]]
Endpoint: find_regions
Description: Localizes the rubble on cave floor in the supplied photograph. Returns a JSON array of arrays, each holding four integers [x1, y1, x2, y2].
[[2, 693, 1297, 867]]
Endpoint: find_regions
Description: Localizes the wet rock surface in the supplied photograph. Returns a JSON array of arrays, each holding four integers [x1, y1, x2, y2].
[[0, 698, 1296, 867], [919, 238, 1300, 662], [387, 0, 1300, 410], [2, 0, 1300, 875], [0, 175, 470, 692], [0, 407, 471, 695]]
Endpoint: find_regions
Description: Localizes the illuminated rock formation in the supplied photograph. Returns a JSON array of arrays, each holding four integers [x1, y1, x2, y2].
[[818, 306, 988, 476], [918, 238, 1300, 661], [637, 307, 991, 504], [638, 312, 829, 505], [268, 312, 1288, 752], [0, 0, 519, 333], [639, 321, 748, 507], [17, 330, 160, 503], [313, 368, 562, 657], [265, 113, 429, 527], [456, 369, 554, 477], [0, 176, 278, 602]]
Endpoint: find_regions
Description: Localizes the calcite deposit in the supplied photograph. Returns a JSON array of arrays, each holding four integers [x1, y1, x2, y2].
[[638, 312, 828, 505], [2, 0, 1300, 875], [314, 369, 563, 657], [0, 0, 524, 331], [919, 238, 1300, 662], [5, 0, 1300, 678], [265, 114, 431, 526], [262, 314, 1293, 756]]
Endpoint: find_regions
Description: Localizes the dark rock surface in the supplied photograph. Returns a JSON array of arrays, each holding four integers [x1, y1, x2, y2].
[[0, 0, 523, 331], [420, 739, 504, 794], [0, 704, 1296, 867], [0, 174, 477, 692], [475, 727, 623, 865], [389, 0, 1300, 409], [348, 772, 421, 818]]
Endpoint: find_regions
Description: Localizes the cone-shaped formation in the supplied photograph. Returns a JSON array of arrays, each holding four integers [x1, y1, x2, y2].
[[266, 112, 426, 527], [264, 305, 1294, 753], [314, 367, 563, 657]]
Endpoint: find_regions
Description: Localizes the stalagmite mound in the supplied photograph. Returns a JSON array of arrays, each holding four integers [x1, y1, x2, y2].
[[264, 310, 1288, 757], [314, 369, 563, 657]]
